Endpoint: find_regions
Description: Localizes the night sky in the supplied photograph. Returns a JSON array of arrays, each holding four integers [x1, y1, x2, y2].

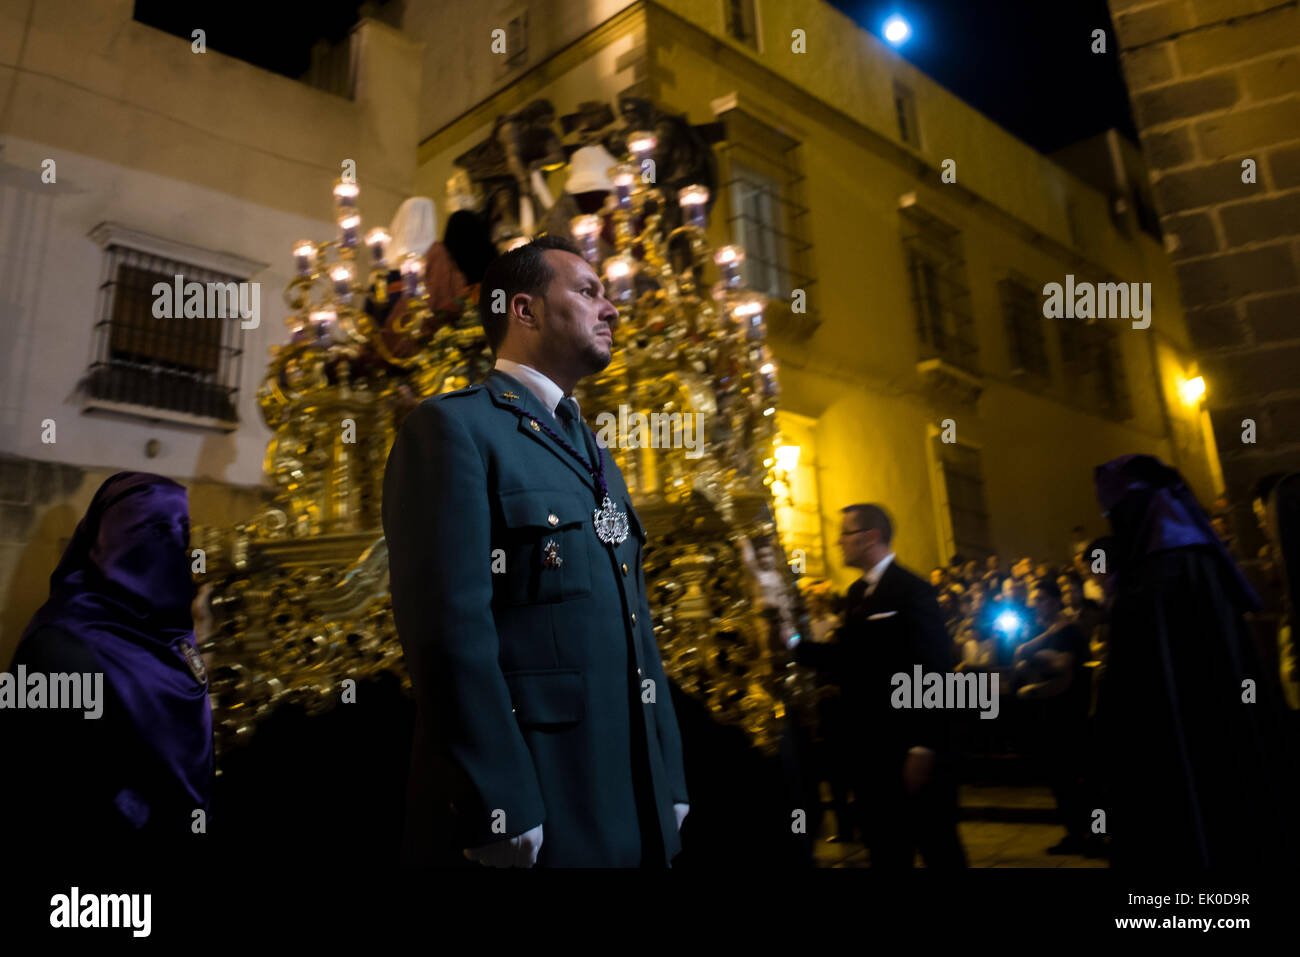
[[131, 0, 376, 79], [134, 0, 1138, 155], [828, 0, 1138, 152]]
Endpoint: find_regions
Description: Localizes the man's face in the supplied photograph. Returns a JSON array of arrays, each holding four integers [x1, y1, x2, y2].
[[837, 515, 875, 570], [1029, 589, 1059, 628], [529, 250, 619, 380], [930, 568, 945, 587]]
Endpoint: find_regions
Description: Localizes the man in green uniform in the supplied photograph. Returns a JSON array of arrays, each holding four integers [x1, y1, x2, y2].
[[383, 235, 689, 867]]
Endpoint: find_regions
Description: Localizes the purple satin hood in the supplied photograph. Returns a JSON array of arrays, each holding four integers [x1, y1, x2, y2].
[[18, 472, 213, 811], [1095, 454, 1260, 611]]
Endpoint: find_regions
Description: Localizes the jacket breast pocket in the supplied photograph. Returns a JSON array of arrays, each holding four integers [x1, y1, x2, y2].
[[495, 489, 593, 605], [504, 669, 585, 727]]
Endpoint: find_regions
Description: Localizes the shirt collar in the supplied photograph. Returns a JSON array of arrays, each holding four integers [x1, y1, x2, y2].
[[494, 358, 573, 419], [861, 552, 896, 588]]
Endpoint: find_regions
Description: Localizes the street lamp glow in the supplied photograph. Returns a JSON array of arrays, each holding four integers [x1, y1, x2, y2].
[[1180, 375, 1206, 407], [883, 14, 911, 46]]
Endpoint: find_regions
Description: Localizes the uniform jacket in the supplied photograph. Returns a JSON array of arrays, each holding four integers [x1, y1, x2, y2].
[[382, 369, 688, 866]]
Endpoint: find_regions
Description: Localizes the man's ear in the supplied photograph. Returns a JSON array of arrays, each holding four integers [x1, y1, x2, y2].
[[513, 292, 541, 331]]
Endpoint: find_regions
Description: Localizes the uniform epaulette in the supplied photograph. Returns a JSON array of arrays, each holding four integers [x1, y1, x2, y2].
[[435, 384, 485, 401]]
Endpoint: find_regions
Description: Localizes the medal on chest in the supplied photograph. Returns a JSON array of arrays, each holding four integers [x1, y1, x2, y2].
[[593, 495, 629, 546], [510, 406, 631, 547]]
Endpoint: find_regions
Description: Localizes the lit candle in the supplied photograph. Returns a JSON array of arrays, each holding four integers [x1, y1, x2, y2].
[[572, 215, 602, 262], [333, 181, 359, 209], [366, 228, 390, 265], [401, 254, 424, 298], [628, 130, 657, 165], [604, 255, 635, 303], [294, 241, 315, 277], [330, 264, 352, 298], [339, 214, 360, 249], [714, 245, 746, 288], [309, 307, 337, 342], [732, 293, 765, 337], [612, 164, 636, 210], [678, 185, 709, 229]]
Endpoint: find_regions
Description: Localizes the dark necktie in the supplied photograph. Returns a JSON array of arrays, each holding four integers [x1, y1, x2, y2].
[[555, 397, 592, 461]]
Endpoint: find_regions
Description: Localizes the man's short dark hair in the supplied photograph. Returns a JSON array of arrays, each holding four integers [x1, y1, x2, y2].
[[478, 234, 585, 353], [842, 503, 892, 545]]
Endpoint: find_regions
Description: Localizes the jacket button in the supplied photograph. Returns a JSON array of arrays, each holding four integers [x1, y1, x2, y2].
[[547, 513, 559, 526], [631, 612, 637, 624], [530, 420, 541, 431], [621, 562, 628, 575], [637, 667, 643, 676]]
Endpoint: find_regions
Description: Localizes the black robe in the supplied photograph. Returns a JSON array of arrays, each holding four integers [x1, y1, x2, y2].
[[1, 625, 204, 862], [1096, 544, 1298, 867]]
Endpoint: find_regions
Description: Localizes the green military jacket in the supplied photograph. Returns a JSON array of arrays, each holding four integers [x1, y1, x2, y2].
[[383, 369, 688, 866]]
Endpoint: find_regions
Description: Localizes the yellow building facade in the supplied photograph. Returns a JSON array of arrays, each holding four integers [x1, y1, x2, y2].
[[412, 0, 1220, 590]]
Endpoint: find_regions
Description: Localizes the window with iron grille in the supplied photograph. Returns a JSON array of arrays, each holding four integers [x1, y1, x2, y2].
[[86, 244, 244, 427], [1094, 326, 1131, 420], [714, 102, 818, 337], [730, 160, 790, 299], [1059, 315, 1131, 422], [505, 10, 528, 68], [724, 0, 760, 49], [999, 277, 1050, 380], [901, 205, 977, 373], [893, 80, 920, 148], [935, 439, 994, 561]]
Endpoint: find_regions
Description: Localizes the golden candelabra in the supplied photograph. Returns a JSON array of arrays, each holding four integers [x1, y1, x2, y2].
[[197, 119, 818, 759]]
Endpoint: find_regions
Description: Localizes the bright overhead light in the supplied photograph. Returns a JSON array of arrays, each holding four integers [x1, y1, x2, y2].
[[1180, 375, 1206, 407], [883, 14, 912, 46]]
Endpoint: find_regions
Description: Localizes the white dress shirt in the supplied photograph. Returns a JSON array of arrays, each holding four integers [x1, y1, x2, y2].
[[494, 357, 577, 420], [859, 552, 896, 596]]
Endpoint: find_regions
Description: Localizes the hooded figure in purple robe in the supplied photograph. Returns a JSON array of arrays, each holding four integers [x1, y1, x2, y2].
[[1, 472, 213, 858], [1093, 454, 1298, 868]]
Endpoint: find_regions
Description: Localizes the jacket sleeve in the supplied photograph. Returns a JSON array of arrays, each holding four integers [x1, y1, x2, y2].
[[632, 561, 688, 805], [794, 635, 846, 674], [382, 398, 545, 845], [903, 577, 955, 752]]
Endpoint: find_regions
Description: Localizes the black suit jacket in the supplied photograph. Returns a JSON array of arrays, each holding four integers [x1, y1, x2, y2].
[[797, 560, 953, 759]]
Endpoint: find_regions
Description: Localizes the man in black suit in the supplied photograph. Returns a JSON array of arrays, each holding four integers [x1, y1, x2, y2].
[[383, 235, 688, 868], [796, 504, 967, 867]]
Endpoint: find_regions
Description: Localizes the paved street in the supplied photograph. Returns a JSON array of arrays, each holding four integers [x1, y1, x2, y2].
[[814, 784, 1109, 868]]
